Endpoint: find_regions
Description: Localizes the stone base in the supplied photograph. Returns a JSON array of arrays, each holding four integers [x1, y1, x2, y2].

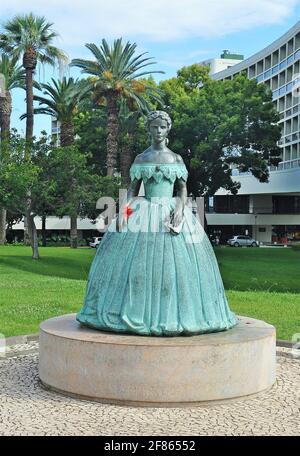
[[39, 314, 276, 406]]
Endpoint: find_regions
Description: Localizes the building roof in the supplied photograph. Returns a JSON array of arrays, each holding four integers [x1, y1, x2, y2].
[[212, 20, 300, 80]]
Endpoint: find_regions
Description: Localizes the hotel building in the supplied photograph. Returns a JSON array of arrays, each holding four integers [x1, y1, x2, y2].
[[204, 22, 300, 244]]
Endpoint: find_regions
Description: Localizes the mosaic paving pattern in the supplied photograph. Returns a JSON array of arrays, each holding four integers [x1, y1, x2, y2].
[[0, 343, 299, 436]]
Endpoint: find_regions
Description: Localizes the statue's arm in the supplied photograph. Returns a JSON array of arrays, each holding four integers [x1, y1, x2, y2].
[[127, 178, 142, 202], [117, 178, 142, 231]]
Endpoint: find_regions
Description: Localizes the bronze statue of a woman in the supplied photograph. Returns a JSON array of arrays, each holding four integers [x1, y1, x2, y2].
[[77, 111, 237, 335]]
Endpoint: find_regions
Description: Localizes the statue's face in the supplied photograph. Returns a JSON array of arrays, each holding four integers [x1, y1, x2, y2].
[[149, 118, 169, 144]]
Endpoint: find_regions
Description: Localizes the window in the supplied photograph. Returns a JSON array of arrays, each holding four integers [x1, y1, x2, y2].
[[272, 50, 279, 65], [257, 60, 264, 74], [273, 196, 300, 214], [213, 196, 250, 214], [286, 82, 293, 93]]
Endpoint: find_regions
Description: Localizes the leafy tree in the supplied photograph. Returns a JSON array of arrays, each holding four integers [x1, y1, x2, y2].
[[0, 131, 119, 258], [160, 65, 281, 196], [74, 108, 107, 174], [0, 131, 43, 258], [71, 38, 163, 176], [20, 76, 90, 247], [44, 145, 120, 242]]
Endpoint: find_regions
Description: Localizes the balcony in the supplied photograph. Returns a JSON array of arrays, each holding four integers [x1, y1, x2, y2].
[[216, 161, 300, 196]]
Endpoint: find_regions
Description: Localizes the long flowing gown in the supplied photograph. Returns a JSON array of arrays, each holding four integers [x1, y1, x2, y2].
[[77, 162, 237, 335]]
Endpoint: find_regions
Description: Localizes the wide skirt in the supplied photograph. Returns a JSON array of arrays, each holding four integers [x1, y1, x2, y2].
[[77, 197, 237, 335]]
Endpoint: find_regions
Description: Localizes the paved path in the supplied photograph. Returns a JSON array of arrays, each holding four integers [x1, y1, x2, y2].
[[0, 343, 299, 436]]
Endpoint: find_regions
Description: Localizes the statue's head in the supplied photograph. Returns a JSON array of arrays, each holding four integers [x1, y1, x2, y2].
[[146, 111, 172, 145]]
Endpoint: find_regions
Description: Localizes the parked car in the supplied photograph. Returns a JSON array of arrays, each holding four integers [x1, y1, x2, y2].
[[227, 235, 259, 247], [89, 236, 102, 248]]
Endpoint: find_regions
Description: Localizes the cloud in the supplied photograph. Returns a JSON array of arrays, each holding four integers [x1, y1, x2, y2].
[[0, 0, 299, 50]]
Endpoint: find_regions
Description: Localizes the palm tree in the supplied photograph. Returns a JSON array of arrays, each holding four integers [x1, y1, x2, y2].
[[23, 77, 90, 146], [0, 13, 68, 148], [0, 13, 68, 258], [0, 54, 25, 244], [71, 38, 163, 176], [0, 54, 25, 139]]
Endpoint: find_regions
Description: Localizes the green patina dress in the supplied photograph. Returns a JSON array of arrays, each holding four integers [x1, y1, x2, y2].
[[77, 162, 237, 335]]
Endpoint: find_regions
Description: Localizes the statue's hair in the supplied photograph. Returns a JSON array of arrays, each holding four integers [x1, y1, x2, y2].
[[146, 110, 172, 131]]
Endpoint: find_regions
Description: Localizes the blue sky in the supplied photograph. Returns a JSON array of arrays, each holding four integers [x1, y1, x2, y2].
[[1, 0, 300, 135]]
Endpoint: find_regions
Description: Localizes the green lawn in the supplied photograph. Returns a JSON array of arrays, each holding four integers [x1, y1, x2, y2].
[[0, 245, 299, 340]]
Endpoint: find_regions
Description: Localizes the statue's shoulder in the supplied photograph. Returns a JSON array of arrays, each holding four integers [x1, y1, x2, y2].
[[175, 154, 184, 164], [163, 148, 184, 164], [133, 149, 151, 164], [167, 151, 184, 164]]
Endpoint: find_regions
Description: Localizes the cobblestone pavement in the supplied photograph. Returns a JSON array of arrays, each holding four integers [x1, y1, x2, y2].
[[0, 343, 299, 436]]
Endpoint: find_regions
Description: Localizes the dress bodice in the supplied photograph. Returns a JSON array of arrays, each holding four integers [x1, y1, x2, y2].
[[130, 163, 188, 200]]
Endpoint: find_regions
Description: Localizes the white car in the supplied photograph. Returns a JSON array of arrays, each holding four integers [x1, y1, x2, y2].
[[227, 235, 259, 247], [89, 237, 102, 248]]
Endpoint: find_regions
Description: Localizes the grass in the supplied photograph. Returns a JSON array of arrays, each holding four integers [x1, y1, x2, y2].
[[0, 245, 299, 340], [216, 247, 300, 293]]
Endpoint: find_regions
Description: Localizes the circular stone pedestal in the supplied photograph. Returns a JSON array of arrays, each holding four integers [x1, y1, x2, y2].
[[39, 314, 276, 406]]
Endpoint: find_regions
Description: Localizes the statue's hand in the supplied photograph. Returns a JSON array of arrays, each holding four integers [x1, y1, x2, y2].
[[116, 203, 134, 232], [172, 206, 184, 227]]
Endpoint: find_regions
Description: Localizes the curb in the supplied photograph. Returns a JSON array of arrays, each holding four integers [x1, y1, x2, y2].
[[276, 339, 298, 349], [5, 333, 39, 347]]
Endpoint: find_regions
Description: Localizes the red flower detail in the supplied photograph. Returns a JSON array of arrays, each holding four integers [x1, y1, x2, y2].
[[124, 205, 133, 219]]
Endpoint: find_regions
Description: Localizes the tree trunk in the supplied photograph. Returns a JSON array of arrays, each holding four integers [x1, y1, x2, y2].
[[23, 213, 31, 246], [70, 214, 78, 249], [28, 213, 39, 260], [24, 52, 36, 245], [106, 92, 119, 176], [0, 208, 6, 245], [25, 67, 34, 150], [60, 119, 78, 249], [0, 91, 12, 142], [120, 132, 133, 187], [23, 48, 36, 148], [42, 215, 47, 247], [0, 91, 11, 245], [60, 119, 75, 147]]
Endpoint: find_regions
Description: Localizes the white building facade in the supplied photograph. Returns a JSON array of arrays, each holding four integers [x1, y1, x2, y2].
[[200, 50, 244, 74], [206, 22, 300, 244]]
